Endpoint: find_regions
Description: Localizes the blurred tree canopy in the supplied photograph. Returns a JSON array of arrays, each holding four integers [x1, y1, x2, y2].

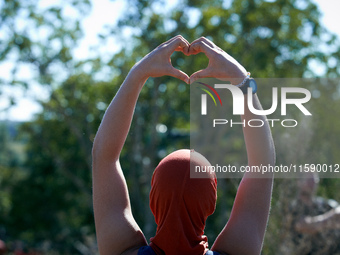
[[0, 0, 91, 106], [1, 0, 340, 254]]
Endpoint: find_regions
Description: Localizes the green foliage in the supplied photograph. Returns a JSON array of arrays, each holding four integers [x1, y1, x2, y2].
[[3, 74, 104, 252], [0, 0, 91, 100], [1, 0, 340, 254]]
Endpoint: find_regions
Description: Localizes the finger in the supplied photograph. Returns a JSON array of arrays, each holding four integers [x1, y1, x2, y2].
[[189, 69, 211, 84], [168, 66, 190, 84], [158, 35, 190, 55], [173, 37, 190, 50], [157, 35, 183, 48], [173, 42, 189, 53], [176, 35, 190, 46], [174, 45, 190, 56], [167, 36, 190, 55], [158, 35, 189, 53], [190, 36, 215, 48], [188, 41, 214, 57]]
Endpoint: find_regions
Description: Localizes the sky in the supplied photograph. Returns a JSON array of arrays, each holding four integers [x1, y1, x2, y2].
[[1, 0, 340, 122]]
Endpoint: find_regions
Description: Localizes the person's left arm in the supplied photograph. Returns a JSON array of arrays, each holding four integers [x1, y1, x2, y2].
[[92, 35, 190, 255], [187, 37, 275, 255]]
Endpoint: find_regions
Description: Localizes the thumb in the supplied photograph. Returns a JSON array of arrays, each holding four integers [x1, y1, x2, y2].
[[168, 67, 190, 84], [189, 69, 211, 84]]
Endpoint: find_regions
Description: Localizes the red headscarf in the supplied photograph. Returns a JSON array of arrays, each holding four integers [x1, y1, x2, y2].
[[149, 149, 217, 255]]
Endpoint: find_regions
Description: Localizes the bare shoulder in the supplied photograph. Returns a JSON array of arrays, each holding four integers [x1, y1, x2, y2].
[[92, 160, 147, 254]]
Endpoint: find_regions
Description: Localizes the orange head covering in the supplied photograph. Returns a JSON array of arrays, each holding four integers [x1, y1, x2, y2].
[[149, 149, 217, 255]]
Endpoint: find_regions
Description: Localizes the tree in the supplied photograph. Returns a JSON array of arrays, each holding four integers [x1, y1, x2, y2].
[[8, 71, 119, 252], [100, 0, 340, 242], [2, 0, 340, 254], [0, 0, 91, 107]]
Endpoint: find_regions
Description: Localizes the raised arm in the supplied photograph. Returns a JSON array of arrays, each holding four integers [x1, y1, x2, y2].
[[213, 95, 275, 255], [92, 35, 190, 255], [188, 37, 275, 255]]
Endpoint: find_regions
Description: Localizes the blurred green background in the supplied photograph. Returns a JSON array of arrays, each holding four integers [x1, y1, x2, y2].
[[1, 0, 340, 254]]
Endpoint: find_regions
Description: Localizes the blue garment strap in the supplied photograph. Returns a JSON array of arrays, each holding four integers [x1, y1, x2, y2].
[[206, 250, 220, 255], [137, 246, 156, 255], [137, 246, 220, 255]]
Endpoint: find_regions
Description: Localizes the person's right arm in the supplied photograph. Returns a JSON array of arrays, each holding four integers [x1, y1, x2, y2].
[[92, 35, 190, 255], [189, 37, 275, 255]]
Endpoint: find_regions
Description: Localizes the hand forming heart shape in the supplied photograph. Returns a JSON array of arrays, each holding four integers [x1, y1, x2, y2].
[[133, 35, 248, 85]]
